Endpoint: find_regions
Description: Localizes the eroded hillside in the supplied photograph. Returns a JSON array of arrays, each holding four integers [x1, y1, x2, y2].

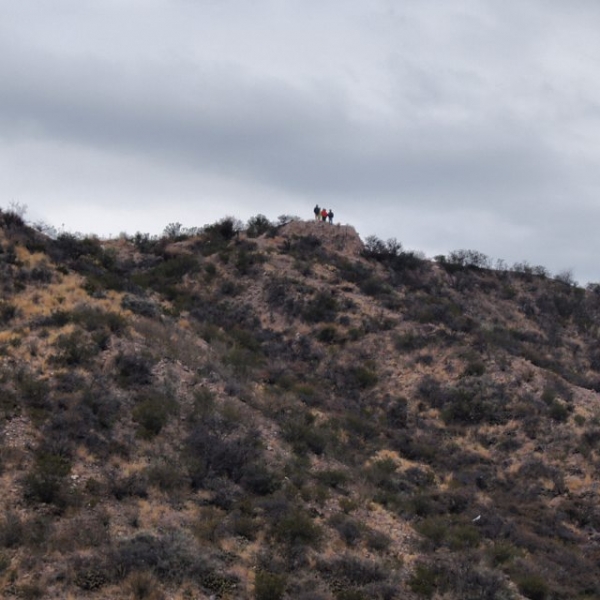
[[1, 209, 600, 599]]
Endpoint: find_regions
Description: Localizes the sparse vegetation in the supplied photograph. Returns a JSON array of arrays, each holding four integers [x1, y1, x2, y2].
[[0, 209, 599, 598]]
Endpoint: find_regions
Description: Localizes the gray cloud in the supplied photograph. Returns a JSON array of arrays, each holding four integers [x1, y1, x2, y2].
[[2, 1, 600, 283]]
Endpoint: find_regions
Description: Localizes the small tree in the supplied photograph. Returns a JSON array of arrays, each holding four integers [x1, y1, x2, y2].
[[246, 214, 274, 238]]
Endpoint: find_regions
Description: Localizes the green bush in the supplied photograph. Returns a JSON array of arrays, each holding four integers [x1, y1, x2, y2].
[[302, 290, 339, 323], [254, 571, 287, 600], [132, 391, 177, 439], [114, 352, 155, 387], [247, 214, 276, 238], [51, 330, 101, 366], [272, 508, 322, 548], [515, 572, 549, 600], [408, 563, 438, 598]]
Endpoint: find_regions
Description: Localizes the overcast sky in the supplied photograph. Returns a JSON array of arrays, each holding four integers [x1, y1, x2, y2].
[[2, 1, 600, 283]]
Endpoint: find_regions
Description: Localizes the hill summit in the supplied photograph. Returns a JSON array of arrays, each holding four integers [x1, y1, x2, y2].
[[1, 208, 600, 599]]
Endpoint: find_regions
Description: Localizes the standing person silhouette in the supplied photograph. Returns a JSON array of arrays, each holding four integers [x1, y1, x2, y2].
[[320, 208, 328, 222], [328, 209, 334, 224], [314, 204, 320, 221]]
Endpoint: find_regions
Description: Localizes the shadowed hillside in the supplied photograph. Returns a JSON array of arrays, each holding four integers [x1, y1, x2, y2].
[[1, 208, 600, 599]]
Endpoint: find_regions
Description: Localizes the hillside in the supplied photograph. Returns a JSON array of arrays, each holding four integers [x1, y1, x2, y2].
[[1, 208, 600, 599]]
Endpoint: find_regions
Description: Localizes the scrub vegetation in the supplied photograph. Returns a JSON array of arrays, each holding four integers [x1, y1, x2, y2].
[[1, 206, 600, 598]]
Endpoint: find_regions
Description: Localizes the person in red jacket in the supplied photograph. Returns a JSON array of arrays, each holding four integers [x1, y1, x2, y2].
[[320, 208, 328, 222]]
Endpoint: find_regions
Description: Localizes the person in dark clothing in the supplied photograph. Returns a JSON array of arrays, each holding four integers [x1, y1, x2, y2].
[[328, 209, 334, 224], [314, 204, 320, 221]]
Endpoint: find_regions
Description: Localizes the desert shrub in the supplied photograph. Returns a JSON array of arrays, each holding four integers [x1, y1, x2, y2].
[[344, 412, 378, 442], [255, 571, 287, 600], [408, 562, 438, 597], [359, 276, 389, 298], [234, 243, 266, 276], [223, 344, 264, 377], [146, 458, 187, 492], [114, 351, 155, 387], [126, 570, 164, 600], [132, 389, 177, 439], [315, 469, 349, 490], [16, 369, 51, 412], [73, 555, 112, 591], [0, 511, 23, 548], [317, 324, 339, 344], [272, 507, 322, 548], [22, 451, 72, 510], [461, 360, 486, 377], [70, 305, 127, 333], [112, 531, 200, 583], [131, 232, 158, 253], [281, 233, 325, 260], [440, 249, 491, 271], [185, 425, 262, 488], [362, 236, 401, 261], [201, 571, 239, 596], [385, 397, 408, 429], [318, 554, 386, 587], [247, 214, 276, 238], [415, 515, 481, 551], [365, 529, 392, 552], [487, 540, 520, 567], [204, 216, 240, 240], [0, 302, 16, 324], [15, 582, 46, 599], [439, 378, 510, 426], [410, 558, 509, 600], [281, 410, 328, 456], [80, 384, 121, 431], [51, 330, 102, 366], [121, 294, 161, 317], [110, 472, 149, 500], [133, 254, 198, 300], [302, 290, 339, 323], [547, 399, 569, 422], [329, 514, 363, 546], [49, 232, 103, 262], [514, 572, 549, 600], [393, 331, 429, 352]]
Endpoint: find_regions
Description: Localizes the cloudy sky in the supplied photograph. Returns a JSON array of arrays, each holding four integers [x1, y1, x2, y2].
[[2, 1, 600, 283]]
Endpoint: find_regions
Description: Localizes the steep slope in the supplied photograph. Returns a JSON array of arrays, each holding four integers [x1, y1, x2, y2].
[[0, 209, 599, 599]]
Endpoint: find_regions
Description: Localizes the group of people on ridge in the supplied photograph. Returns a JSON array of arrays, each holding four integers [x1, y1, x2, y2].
[[314, 205, 334, 224]]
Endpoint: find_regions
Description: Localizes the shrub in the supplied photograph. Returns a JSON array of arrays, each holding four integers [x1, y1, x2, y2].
[[0, 302, 16, 325], [51, 330, 101, 366], [126, 570, 164, 600], [272, 508, 322, 548], [255, 571, 287, 600], [281, 410, 328, 456], [0, 511, 23, 548], [329, 514, 363, 546], [121, 294, 160, 318], [49, 232, 103, 261], [318, 554, 386, 587], [22, 451, 72, 510], [385, 397, 408, 429], [408, 563, 438, 598], [113, 531, 203, 584], [114, 351, 155, 387], [302, 291, 339, 323], [132, 390, 177, 439], [247, 214, 276, 238], [185, 425, 262, 488], [514, 572, 549, 600], [348, 365, 378, 389]]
